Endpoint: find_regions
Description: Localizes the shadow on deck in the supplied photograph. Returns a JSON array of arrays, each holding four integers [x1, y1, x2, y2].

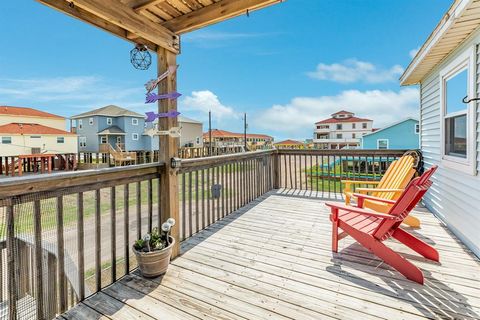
[[60, 190, 480, 320]]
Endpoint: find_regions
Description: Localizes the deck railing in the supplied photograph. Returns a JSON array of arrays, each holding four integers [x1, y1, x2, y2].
[[0, 148, 408, 319]]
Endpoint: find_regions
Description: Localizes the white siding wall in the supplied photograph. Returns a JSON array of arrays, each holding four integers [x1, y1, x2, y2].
[[419, 31, 480, 257]]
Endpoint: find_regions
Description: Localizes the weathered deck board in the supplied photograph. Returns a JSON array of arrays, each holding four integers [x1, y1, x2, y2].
[[62, 190, 480, 320]]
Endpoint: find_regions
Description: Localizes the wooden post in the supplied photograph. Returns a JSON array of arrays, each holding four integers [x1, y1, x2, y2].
[[273, 151, 280, 189], [157, 47, 180, 258]]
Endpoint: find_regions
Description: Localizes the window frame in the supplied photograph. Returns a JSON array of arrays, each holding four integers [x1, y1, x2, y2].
[[79, 136, 87, 147], [106, 118, 113, 125], [57, 137, 65, 144], [1, 136, 12, 144], [89, 117, 94, 125], [362, 123, 368, 129], [132, 133, 139, 141], [415, 123, 420, 134], [377, 139, 389, 150], [78, 119, 83, 130], [439, 46, 477, 175], [132, 118, 139, 126], [336, 124, 342, 130], [100, 136, 107, 144]]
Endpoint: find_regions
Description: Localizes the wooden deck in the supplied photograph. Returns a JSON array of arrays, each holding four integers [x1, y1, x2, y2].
[[60, 190, 480, 320]]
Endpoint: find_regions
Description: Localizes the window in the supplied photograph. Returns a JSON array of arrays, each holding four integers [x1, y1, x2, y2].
[[30, 136, 41, 139], [440, 48, 476, 174], [116, 136, 122, 144], [100, 136, 107, 144], [196, 137, 200, 145], [415, 124, 420, 134], [316, 125, 329, 129], [78, 119, 83, 130], [1, 137, 12, 144], [57, 137, 65, 144], [377, 139, 389, 149], [352, 133, 356, 138], [132, 133, 139, 140], [336, 133, 343, 139], [107, 118, 112, 125], [79, 137, 87, 147], [362, 123, 367, 129], [132, 118, 139, 126], [336, 124, 342, 130], [89, 118, 94, 125], [352, 123, 356, 129]]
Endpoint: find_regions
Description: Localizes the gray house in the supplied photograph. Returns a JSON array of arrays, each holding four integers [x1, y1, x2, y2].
[[72, 105, 203, 152], [72, 105, 148, 152]]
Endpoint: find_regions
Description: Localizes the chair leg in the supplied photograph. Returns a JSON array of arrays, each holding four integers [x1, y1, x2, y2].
[[332, 220, 339, 253], [342, 223, 424, 284], [403, 215, 421, 228], [392, 228, 439, 262]]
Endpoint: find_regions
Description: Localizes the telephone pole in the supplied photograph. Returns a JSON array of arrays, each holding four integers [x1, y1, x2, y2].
[[208, 110, 212, 156], [244, 113, 247, 151]]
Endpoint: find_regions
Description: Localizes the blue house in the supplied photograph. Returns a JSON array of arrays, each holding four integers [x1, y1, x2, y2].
[[361, 118, 419, 150], [72, 105, 148, 152]]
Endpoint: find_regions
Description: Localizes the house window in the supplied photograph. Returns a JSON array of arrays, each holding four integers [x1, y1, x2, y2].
[[107, 118, 112, 125], [30, 136, 41, 139], [336, 133, 343, 139], [377, 139, 389, 149], [362, 123, 367, 129], [196, 137, 200, 144], [100, 136, 107, 144], [132, 133, 139, 140], [336, 124, 342, 130], [415, 124, 420, 134], [57, 137, 65, 144], [440, 48, 476, 174], [352, 133, 356, 138], [1, 137, 12, 144], [78, 119, 83, 130], [79, 137, 87, 147], [352, 123, 356, 129], [132, 118, 139, 126]]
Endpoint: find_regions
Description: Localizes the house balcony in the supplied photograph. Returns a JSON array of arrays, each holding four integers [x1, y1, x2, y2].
[[0, 149, 479, 319]]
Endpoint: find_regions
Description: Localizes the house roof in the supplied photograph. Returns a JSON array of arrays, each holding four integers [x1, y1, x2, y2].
[[0, 106, 64, 119], [315, 116, 372, 124], [331, 110, 354, 116], [97, 126, 126, 135], [178, 116, 202, 124], [0, 123, 74, 135], [71, 105, 144, 119], [401, 0, 480, 85], [362, 118, 418, 137], [203, 129, 272, 140], [274, 139, 304, 145]]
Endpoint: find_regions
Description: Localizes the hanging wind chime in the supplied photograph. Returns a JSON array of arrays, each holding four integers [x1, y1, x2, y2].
[[130, 44, 152, 70]]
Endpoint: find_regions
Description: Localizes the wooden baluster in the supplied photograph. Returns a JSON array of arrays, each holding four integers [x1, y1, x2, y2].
[[136, 182, 141, 240], [321, 153, 324, 194], [229, 163, 233, 214], [110, 187, 116, 282], [188, 172, 193, 238], [221, 165, 226, 217], [195, 170, 199, 234], [147, 179, 153, 233], [216, 166, 220, 221], [33, 200, 46, 319], [124, 184, 130, 275], [182, 173, 186, 240], [6, 203, 17, 320], [56, 196, 67, 313], [201, 169, 205, 231], [77, 193, 85, 301], [95, 189, 101, 292]]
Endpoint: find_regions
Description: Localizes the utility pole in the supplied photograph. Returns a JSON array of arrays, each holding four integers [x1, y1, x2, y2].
[[208, 110, 212, 156], [244, 113, 247, 151]]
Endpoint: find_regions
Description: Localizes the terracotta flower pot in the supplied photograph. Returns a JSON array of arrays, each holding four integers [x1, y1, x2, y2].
[[133, 236, 175, 277]]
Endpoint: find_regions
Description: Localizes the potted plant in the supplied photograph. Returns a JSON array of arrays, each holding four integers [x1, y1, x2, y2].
[[133, 218, 176, 277]]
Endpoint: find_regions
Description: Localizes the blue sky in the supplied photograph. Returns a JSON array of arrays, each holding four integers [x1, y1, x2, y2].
[[0, 1, 450, 141]]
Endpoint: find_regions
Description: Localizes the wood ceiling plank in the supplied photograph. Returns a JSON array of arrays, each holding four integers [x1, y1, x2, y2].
[[156, 1, 184, 18], [148, 6, 175, 20], [167, 0, 194, 14], [162, 0, 280, 34], [137, 8, 165, 23], [58, 0, 179, 52], [182, 0, 204, 11], [132, 0, 167, 11]]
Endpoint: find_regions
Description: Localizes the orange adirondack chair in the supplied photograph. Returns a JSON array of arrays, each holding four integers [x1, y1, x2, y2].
[[342, 154, 420, 227], [326, 166, 438, 284]]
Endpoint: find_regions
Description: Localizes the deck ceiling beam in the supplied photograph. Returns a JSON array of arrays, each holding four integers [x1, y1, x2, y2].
[[162, 0, 281, 34], [37, 0, 179, 53]]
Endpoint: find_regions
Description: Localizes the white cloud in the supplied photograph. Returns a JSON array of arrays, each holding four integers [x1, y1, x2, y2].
[[307, 59, 404, 84], [409, 46, 420, 59], [253, 88, 419, 140], [182, 90, 237, 120]]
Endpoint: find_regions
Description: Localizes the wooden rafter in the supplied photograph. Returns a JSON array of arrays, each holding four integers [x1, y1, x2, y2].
[[132, 0, 167, 11], [37, 0, 179, 53], [162, 0, 281, 34]]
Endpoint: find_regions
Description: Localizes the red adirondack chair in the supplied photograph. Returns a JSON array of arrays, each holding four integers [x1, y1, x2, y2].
[[325, 166, 438, 284]]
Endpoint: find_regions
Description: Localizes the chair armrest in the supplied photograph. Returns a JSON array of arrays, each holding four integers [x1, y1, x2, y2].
[[356, 188, 404, 193], [325, 202, 398, 220], [341, 180, 381, 185], [353, 193, 397, 205]]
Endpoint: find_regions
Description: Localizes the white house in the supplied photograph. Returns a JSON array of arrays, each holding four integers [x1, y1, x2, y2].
[[400, 0, 480, 257], [313, 110, 373, 149]]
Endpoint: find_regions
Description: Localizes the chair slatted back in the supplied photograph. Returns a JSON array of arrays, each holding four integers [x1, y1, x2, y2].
[[372, 155, 416, 200], [372, 166, 438, 241]]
